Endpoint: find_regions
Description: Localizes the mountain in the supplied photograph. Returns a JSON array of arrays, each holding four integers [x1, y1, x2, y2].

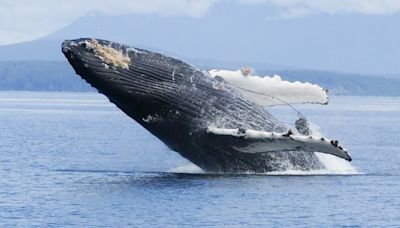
[[0, 1, 400, 74], [0, 60, 399, 96], [0, 2, 399, 95], [0, 40, 62, 61]]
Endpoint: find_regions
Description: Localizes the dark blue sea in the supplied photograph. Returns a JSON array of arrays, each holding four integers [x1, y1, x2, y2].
[[0, 92, 399, 227]]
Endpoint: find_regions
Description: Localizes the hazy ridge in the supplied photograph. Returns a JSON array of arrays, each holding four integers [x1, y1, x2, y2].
[[0, 61, 399, 96], [0, 10, 399, 96]]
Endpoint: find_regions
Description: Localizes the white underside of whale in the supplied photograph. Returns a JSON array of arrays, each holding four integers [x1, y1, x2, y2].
[[208, 69, 329, 107]]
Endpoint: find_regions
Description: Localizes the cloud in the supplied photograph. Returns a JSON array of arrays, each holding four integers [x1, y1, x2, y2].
[[2, 0, 400, 45], [240, 0, 400, 18], [0, 0, 219, 45]]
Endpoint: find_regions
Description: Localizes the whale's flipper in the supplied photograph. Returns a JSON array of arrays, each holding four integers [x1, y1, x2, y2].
[[208, 69, 328, 106], [206, 127, 352, 161]]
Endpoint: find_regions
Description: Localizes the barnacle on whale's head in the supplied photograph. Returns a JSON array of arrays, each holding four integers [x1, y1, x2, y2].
[[85, 39, 131, 69]]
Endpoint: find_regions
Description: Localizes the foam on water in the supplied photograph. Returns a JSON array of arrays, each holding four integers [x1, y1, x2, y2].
[[169, 156, 361, 175], [168, 164, 204, 174]]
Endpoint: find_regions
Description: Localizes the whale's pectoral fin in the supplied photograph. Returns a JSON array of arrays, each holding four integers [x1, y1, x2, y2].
[[206, 127, 352, 161], [208, 69, 329, 106]]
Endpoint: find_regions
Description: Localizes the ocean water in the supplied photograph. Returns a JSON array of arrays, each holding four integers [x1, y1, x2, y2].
[[0, 91, 399, 227]]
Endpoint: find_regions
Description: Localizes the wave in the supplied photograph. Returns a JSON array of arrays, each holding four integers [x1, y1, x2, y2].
[[169, 159, 361, 176], [168, 164, 204, 174]]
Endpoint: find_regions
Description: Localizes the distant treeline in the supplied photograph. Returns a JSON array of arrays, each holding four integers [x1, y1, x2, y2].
[[0, 61, 93, 92], [0, 61, 399, 96], [258, 70, 400, 96]]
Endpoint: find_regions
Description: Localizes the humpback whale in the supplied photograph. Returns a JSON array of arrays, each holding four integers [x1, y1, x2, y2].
[[62, 38, 351, 173]]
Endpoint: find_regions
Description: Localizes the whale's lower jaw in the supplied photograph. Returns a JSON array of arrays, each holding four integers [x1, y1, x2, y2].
[[92, 91, 322, 173], [104, 94, 323, 172], [62, 38, 326, 173], [93, 93, 324, 173], [178, 130, 324, 173], [103, 97, 325, 173]]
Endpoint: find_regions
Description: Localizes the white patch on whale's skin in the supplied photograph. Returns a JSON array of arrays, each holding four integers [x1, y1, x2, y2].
[[126, 47, 144, 55], [206, 127, 352, 161], [208, 68, 329, 107], [171, 66, 176, 81], [142, 114, 162, 123], [69, 41, 79, 47]]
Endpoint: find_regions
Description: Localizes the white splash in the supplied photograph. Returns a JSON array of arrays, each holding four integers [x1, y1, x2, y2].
[[168, 157, 360, 175], [168, 164, 204, 174], [168, 123, 360, 175], [209, 68, 328, 107], [263, 151, 361, 175], [316, 153, 360, 174], [278, 122, 360, 175]]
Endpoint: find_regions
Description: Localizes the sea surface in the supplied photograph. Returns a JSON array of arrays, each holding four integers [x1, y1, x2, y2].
[[0, 91, 399, 227]]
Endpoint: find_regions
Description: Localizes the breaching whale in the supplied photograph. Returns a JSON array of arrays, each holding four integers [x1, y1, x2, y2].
[[62, 38, 351, 173]]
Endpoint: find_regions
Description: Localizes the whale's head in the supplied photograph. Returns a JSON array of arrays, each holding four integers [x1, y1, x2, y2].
[[62, 38, 212, 148], [62, 38, 156, 101]]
